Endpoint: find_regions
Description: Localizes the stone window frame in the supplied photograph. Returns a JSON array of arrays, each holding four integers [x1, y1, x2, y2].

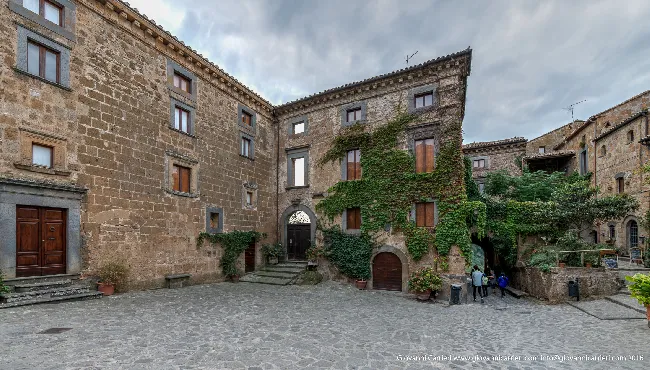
[[470, 156, 489, 170], [164, 150, 199, 198], [342, 208, 362, 234], [615, 172, 627, 194], [288, 115, 309, 136], [607, 222, 616, 240], [627, 130, 635, 144], [237, 103, 257, 134], [340, 101, 367, 127], [242, 182, 258, 210], [169, 97, 196, 137], [341, 148, 361, 181], [15, 25, 71, 89], [409, 200, 439, 227], [14, 127, 71, 176], [599, 145, 607, 157], [579, 148, 588, 175], [239, 132, 255, 160], [407, 83, 439, 114], [206, 206, 223, 234], [406, 122, 440, 167], [475, 177, 486, 194], [9, 0, 76, 41], [286, 146, 310, 189], [166, 59, 197, 102]]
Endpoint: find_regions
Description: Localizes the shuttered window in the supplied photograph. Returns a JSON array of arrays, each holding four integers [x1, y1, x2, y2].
[[242, 112, 253, 126], [346, 208, 361, 230], [415, 138, 434, 173], [173, 72, 191, 93], [172, 165, 191, 193], [415, 202, 435, 227], [346, 149, 361, 180]]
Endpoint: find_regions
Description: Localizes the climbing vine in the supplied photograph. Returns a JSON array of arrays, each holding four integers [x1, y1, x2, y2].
[[321, 226, 373, 280], [197, 231, 265, 277], [316, 107, 486, 266]]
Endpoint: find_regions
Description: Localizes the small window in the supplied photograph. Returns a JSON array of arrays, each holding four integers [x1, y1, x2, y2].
[[32, 144, 53, 168], [415, 138, 434, 173], [579, 150, 588, 175], [478, 183, 485, 194], [292, 157, 305, 186], [209, 212, 220, 229], [415, 202, 435, 227], [241, 137, 252, 158], [173, 72, 191, 93], [538, 146, 545, 154], [172, 164, 191, 193], [27, 41, 60, 83], [609, 224, 615, 239], [293, 121, 305, 134], [346, 149, 361, 180], [25, 0, 62, 26], [246, 191, 253, 206], [627, 130, 635, 143], [346, 108, 361, 123], [617, 177, 625, 194], [600, 145, 606, 157], [473, 159, 485, 168], [346, 208, 361, 230], [242, 111, 253, 126], [414, 92, 434, 109], [174, 106, 190, 133]]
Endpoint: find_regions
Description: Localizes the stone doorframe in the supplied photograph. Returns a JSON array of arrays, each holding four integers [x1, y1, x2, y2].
[[0, 178, 86, 278], [369, 245, 409, 292], [281, 204, 317, 258]]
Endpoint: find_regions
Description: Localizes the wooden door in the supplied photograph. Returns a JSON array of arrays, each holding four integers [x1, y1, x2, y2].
[[372, 252, 402, 291], [244, 242, 255, 273], [16, 206, 66, 277], [287, 224, 310, 260]]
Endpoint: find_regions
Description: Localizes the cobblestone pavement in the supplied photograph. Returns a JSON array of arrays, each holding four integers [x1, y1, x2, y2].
[[1, 281, 648, 370]]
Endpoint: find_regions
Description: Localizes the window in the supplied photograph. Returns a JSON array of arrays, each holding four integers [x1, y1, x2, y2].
[[210, 212, 220, 229], [473, 159, 485, 168], [414, 92, 434, 109], [346, 108, 361, 123], [579, 150, 588, 175], [32, 144, 53, 168], [242, 111, 253, 126], [415, 138, 434, 173], [538, 146, 545, 154], [415, 202, 435, 227], [24, 0, 62, 26], [173, 72, 191, 93], [172, 164, 191, 193], [609, 224, 616, 239], [478, 183, 485, 194], [617, 177, 625, 194], [27, 41, 59, 84], [241, 137, 252, 158], [293, 121, 305, 134], [629, 220, 639, 248], [174, 106, 190, 133], [600, 145, 606, 157], [246, 191, 253, 206], [346, 149, 361, 180], [206, 207, 223, 233], [346, 208, 361, 230], [627, 130, 635, 143], [292, 157, 305, 186]]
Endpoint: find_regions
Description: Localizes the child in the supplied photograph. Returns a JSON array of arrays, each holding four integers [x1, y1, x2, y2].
[[497, 272, 509, 298], [481, 272, 489, 297]]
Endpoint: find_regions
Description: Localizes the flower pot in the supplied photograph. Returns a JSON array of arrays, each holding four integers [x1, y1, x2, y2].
[[268, 256, 278, 265], [230, 275, 240, 283], [559, 262, 566, 268], [585, 263, 592, 268], [97, 283, 115, 296], [307, 260, 318, 267], [416, 289, 431, 301], [355, 280, 367, 290], [646, 305, 650, 324]]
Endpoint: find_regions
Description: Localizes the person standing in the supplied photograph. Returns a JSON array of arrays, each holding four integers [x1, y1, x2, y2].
[[497, 272, 509, 298], [481, 271, 489, 297], [471, 265, 484, 303], [489, 268, 497, 294]]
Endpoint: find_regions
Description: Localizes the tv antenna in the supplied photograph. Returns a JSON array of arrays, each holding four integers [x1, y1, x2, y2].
[[406, 51, 418, 65], [563, 99, 587, 121]]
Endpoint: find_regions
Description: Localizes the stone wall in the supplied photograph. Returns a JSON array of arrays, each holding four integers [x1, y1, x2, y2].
[[512, 267, 621, 303], [462, 138, 527, 181]]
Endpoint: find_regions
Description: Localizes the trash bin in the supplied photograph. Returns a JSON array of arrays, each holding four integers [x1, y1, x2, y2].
[[568, 280, 580, 301], [450, 284, 462, 305]]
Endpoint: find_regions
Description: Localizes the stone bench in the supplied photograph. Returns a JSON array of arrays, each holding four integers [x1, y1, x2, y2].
[[165, 274, 191, 289]]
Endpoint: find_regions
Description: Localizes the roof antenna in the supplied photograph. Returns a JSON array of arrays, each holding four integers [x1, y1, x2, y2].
[[406, 51, 418, 65], [563, 100, 587, 121]]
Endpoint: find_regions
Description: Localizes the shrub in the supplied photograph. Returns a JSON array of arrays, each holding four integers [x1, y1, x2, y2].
[[0, 269, 10, 293], [529, 250, 557, 272], [261, 243, 283, 258], [408, 267, 442, 293], [625, 273, 650, 307], [306, 244, 325, 261], [322, 226, 372, 280], [98, 262, 129, 289]]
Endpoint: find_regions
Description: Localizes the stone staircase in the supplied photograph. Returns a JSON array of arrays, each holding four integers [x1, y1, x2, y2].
[[240, 261, 307, 285], [1, 274, 103, 309], [604, 266, 650, 315]]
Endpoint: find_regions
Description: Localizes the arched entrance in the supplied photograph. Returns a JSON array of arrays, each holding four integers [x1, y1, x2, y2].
[[627, 219, 639, 251], [372, 252, 402, 291], [281, 205, 317, 261]]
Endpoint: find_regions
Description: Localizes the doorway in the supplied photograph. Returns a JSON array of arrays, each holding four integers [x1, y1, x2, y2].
[[244, 241, 256, 273], [287, 210, 311, 260], [16, 205, 67, 277]]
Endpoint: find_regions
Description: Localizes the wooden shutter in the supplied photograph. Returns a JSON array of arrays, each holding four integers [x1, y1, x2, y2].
[[347, 149, 361, 180], [180, 167, 190, 193], [415, 203, 425, 227], [424, 139, 434, 172], [355, 149, 361, 179], [347, 150, 355, 180], [416, 202, 435, 227], [425, 202, 435, 227], [415, 140, 424, 173], [172, 165, 180, 191], [347, 208, 360, 229]]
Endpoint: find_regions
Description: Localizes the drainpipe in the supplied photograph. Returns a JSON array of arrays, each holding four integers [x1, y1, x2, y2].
[[276, 111, 280, 245]]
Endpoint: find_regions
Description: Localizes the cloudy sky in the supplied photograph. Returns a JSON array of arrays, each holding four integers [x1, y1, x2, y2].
[[127, 0, 650, 143]]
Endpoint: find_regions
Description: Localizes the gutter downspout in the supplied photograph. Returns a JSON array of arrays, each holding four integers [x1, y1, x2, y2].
[[276, 112, 280, 244], [593, 119, 599, 242]]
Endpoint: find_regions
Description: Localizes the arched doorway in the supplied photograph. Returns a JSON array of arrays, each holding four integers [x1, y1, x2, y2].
[[286, 210, 311, 260], [627, 219, 639, 251], [372, 252, 402, 291]]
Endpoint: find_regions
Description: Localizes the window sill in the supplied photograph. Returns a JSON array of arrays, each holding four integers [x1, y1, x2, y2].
[[286, 185, 310, 190], [14, 163, 71, 176], [206, 229, 223, 234], [167, 86, 196, 104], [168, 126, 196, 138], [239, 154, 254, 161], [238, 123, 256, 134], [13, 67, 71, 91], [408, 105, 438, 114], [243, 205, 257, 211], [345, 229, 362, 235], [342, 120, 367, 127], [165, 189, 199, 198]]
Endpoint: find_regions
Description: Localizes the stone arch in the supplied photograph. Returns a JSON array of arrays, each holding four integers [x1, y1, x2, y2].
[[369, 245, 409, 292], [281, 204, 317, 257]]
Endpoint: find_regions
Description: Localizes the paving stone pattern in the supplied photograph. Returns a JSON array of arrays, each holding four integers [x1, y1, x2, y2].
[[0, 282, 648, 370]]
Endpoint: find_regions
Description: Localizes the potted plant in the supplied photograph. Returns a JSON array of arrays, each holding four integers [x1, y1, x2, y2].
[[306, 244, 325, 267], [355, 278, 368, 290], [584, 254, 598, 268], [625, 273, 650, 328], [408, 267, 442, 301], [97, 261, 129, 296], [558, 261, 566, 268], [230, 273, 240, 283], [261, 243, 283, 265]]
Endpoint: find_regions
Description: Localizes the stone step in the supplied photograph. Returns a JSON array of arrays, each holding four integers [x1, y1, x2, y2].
[[4, 273, 81, 287], [255, 270, 299, 279], [568, 299, 646, 320], [0, 291, 103, 309], [1, 286, 91, 303], [12, 280, 73, 293], [264, 266, 305, 274], [239, 275, 293, 285], [605, 294, 647, 315], [282, 260, 308, 265]]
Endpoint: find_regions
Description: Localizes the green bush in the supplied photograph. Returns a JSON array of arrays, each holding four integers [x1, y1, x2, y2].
[[261, 243, 283, 258], [529, 250, 557, 272], [0, 269, 10, 293], [197, 230, 265, 277], [408, 267, 442, 292], [625, 273, 650, 307], [98, 262, 129, 288]]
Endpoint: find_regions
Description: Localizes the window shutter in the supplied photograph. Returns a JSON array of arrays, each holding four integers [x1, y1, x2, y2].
[[415, 203, 424, 227], [415, 140, 424, 173], [425, 139, 434, 172], [355, 149, 361, 179], [172, 165, 180, 191], [180, 167, 190, 193], [425, 202, 435, 227]]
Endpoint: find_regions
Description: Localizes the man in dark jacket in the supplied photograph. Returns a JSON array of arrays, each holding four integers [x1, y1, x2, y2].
[[497, 272, 509, 298]]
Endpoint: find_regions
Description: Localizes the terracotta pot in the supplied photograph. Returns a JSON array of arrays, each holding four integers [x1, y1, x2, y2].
[[585, 263, 592, 268], [646, 305, 650, 323], [97, 283, 115, 296], [230, 275, 240, 283], [416, 289, 431, 301], [355, 280, 367, 290], [559, 262, 566, 268]]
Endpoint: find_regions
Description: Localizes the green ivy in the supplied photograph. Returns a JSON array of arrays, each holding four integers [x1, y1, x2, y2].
[[197, 231, 265, 277], [0, 269, 10, 293], [321, 226, 373, 280]]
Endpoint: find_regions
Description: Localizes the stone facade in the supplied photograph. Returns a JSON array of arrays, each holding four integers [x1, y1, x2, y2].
[[0, 0, 473, 291], [462, 137, 527, 191]]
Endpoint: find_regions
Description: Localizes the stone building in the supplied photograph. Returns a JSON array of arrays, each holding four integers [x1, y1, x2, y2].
[[462, 137, 527, 191], [0, 0, 473, 292]]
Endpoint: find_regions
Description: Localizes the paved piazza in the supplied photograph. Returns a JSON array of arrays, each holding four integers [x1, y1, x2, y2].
[[1, 281, 648, 370]]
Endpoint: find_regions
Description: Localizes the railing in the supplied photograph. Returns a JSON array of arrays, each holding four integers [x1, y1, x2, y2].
[[555, 249, 618, 267]]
